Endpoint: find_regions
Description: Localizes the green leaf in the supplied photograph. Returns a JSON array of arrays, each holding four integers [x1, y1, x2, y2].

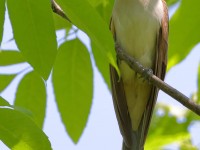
[[179, 139, 198, 150], [146, 133, 190, 150], [185, 64, 200, 122], [89, 0, 114, 88], [95, 0, 114, 23], [56, 0, 118, 73], [0, 50, 25, 66], [87, 0, 114, 23], [53, 12, 71, 31], [166, 0, 179, 6], [7, 0, 57, 80], [168, 0, 200, 70], [146, 105, 191, 149], [91, 41, 110, 89], [0, 108, 52, 150], [0, 0, 5, 45], [87, 0, 104, 7], [0, 96, 10, 106], [198, 63, 200, 103], [0, 74, 16, 92], [149, 108, 189, 136], [14, 71, 46, 128], [52, 39, 93, 143]]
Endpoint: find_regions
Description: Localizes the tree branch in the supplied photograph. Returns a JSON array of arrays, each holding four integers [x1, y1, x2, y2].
[[51, 0, 71, 22], [50, 0, 200, 116], [115, 44, 200, 116]]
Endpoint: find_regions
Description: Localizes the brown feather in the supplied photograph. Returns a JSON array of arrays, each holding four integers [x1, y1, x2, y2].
[[110, 16, 132, 148], [141, 0, 169, 145], [110, 65, 132, 147]]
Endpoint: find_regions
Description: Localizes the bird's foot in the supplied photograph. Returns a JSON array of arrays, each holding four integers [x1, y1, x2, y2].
[[139, 68, 153, 83]]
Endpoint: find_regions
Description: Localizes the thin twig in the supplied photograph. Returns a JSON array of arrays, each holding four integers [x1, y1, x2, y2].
[[51, 0, 71, 22], [50, 0, 200, 116], [115, 44, 200, 116]]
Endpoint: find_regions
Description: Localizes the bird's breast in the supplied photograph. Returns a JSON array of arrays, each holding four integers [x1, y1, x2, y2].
[[113, 0, 163, 68]]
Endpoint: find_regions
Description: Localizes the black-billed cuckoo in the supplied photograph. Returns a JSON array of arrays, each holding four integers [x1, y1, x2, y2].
[[110, 0, 168, 149]]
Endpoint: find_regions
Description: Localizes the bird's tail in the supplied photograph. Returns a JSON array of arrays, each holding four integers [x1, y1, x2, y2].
[[122, 130, 144, 150], [122, 84, 159, 150]]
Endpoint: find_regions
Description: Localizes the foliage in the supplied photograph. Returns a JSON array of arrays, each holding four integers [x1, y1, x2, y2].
[[0, 97, 52, 150], [52, 39, 93, 143], [168, 0, 200, 70], [0, 0, 5, 44], [14, 71, 47, 128], [198, 64, 200, 103], [0, 0, 199, 149]]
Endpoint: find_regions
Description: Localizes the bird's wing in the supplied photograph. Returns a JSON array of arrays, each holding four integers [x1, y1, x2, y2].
[[138, 0, 169, 148], [110, 17, 133, 148]]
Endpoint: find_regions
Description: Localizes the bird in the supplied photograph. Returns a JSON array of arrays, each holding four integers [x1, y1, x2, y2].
[[109, 0, 168, 149]]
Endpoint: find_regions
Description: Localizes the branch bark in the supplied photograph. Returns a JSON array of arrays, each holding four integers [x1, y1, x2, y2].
[[115, 44, 200, 116], [51, 0, 200, 116], [51, 0, 71, 22]]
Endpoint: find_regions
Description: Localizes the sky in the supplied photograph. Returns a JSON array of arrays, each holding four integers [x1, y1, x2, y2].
[[0, 2, 200, 150]]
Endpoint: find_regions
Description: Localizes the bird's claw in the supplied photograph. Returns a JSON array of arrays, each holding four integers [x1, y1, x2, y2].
[[139, 68, 153, 83]]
